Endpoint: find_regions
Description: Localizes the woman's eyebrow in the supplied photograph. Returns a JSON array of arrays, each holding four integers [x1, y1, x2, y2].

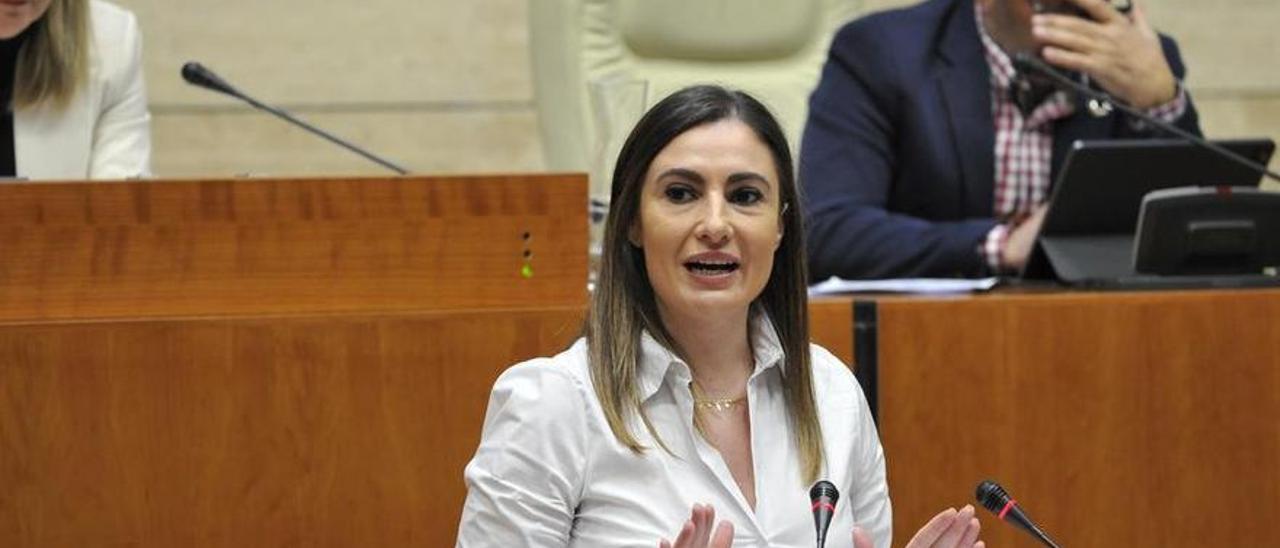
[[655, 167, 706, 184], [727, 172, 772, 189]]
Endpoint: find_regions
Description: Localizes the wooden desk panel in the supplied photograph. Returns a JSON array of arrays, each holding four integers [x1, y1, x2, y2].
[[0, 173, 595, 546], [0, 175, 587, 321], [0, 308, 583, 546], [878, 289, 1280, 547]]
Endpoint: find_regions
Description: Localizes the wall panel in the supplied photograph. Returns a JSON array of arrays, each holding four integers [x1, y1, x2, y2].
[[116, 0, 1279, 178]]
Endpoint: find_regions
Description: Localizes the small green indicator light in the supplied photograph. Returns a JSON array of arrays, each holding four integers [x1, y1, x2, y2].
[[521, 263, 534, 278]]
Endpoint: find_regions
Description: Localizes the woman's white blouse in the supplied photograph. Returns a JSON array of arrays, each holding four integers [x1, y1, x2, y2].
[[457, 316, 891, 547]]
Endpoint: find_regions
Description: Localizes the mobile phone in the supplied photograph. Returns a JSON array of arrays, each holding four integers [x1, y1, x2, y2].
[[1032, 0, 1132, 18], [1106, 0, 1133, 14]]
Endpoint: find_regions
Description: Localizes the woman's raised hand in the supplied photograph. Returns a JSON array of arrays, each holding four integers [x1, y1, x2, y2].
[[659, 503, 735, 548]]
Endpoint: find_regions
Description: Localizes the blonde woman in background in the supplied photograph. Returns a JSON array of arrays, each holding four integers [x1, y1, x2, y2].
[[0, 0, 150, 180]]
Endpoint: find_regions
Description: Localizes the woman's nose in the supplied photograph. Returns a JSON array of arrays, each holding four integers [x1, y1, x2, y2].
[[694, 197, 733, 245]]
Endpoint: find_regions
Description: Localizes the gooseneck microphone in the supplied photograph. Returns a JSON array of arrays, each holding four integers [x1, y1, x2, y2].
[[810, 480, 839, 548], [976, 480, 1060, 548], [180, 61, 410, 175], [1011, 52, 1280, 185]]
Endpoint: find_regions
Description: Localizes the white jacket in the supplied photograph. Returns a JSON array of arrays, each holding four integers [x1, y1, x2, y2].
[[14, 0, 151, 180]]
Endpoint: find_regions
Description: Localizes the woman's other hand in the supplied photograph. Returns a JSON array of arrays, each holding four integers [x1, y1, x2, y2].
[[853, 504, 983, 548]]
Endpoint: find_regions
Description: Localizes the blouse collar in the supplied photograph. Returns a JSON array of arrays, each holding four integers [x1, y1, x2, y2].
[[635, 308, 787, 403]]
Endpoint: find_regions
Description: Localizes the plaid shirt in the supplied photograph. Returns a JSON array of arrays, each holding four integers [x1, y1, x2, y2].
[[974, 5, 1187, 271]]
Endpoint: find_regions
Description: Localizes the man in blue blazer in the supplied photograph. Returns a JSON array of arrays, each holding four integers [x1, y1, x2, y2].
[[800, 0, 1202, 279]]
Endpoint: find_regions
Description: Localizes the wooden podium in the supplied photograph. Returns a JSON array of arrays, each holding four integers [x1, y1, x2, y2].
[[841, 289, 1280, 547], [0, 175, 588, 546]]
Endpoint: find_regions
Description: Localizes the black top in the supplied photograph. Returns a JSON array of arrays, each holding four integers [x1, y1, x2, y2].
[[0, 30, 29, 178]]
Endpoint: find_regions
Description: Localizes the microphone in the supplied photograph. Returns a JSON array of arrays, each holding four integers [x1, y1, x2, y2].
[[810, 480, 839, 548], [180, 61, 410, 175], [975, 480, 1060, 548], [181, 62, 241, 98], [1011, 52, 1280, 185]]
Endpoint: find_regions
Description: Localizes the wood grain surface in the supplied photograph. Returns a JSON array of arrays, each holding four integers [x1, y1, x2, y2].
[[878, 289, 1280, 547], [0, 307, 584, 546], [0, 174, 587, 321]]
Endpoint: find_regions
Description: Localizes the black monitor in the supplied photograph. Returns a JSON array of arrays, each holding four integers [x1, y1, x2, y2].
[[1021, 137, 1276, 284]]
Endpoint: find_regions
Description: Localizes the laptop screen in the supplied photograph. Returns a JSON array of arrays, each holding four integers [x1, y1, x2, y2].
[[1022, 137, 1275, 281]]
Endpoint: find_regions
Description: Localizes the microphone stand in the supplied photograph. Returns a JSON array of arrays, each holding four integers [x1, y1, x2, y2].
[[181, 62, 410, 175], [1013, 53, 1280, 184]]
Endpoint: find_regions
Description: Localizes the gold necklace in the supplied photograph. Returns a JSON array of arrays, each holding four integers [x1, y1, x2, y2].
[[690, 382, 746, 412]]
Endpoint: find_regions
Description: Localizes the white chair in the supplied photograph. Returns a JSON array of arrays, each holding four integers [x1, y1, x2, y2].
[[529, 0, 862, 204]]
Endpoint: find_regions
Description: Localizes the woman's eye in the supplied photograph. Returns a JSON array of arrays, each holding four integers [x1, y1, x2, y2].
[[664, 185, 697, 203], [729, 187, 764, 205]]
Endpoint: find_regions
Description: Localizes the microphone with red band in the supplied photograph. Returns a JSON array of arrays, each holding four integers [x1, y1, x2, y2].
[[975, 480, 1061, 548], [810, 480, 839, 548]]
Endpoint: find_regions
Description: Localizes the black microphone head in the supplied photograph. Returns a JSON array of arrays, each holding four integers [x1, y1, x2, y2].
[[975, 480, 1060, 548], [1009, 53, 1082, 90], [810, 480, 839, 505], [811, 481, 839, 548], [181, 61, 240, 98], [1010, 52, 1040, 77], [975, 479, 1009, 513]]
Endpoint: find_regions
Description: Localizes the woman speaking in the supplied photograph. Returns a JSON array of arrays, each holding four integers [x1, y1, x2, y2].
[[458, 86, 983, 548]]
